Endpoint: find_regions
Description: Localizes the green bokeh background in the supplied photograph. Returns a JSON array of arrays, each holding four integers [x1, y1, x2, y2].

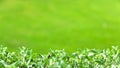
[[0, 0, 120, 53]]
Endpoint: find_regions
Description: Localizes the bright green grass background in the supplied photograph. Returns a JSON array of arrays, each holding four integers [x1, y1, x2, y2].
[[0, 0, 120, 53]]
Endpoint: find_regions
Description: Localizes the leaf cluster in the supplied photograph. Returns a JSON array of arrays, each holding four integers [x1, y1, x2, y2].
[[0, 46, 120, 68]]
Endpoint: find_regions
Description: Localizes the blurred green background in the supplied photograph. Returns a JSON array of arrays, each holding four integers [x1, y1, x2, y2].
[[0, 0, 120, 53]]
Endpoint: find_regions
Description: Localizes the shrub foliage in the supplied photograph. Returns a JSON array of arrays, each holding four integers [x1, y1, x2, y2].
[[0, 46, 120, 68]]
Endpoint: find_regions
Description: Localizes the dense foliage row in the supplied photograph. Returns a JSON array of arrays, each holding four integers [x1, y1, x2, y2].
[[0, 46, 120, 68]]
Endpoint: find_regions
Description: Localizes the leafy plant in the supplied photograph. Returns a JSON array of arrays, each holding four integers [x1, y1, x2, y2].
[[0, 45, 120, 68]]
